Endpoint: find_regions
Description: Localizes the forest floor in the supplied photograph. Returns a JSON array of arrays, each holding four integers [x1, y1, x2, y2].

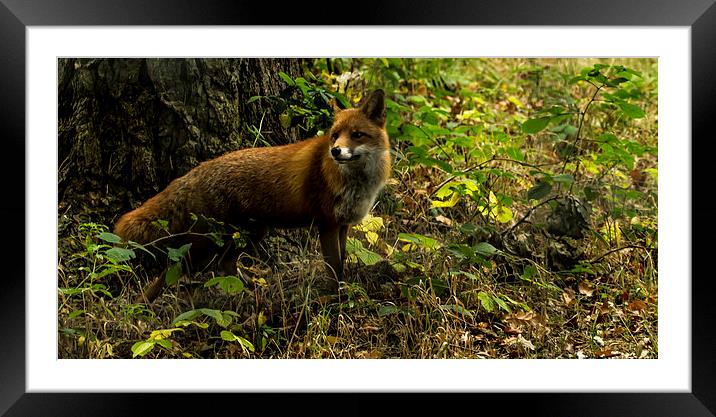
[[58, 58, 658, 360]]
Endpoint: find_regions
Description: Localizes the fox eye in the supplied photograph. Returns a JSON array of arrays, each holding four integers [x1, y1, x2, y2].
[[331, 132, 339, 141], [351, 131, 365, 139]]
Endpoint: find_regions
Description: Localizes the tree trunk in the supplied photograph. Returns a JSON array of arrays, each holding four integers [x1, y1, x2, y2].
[[57, 58, 305, 228]]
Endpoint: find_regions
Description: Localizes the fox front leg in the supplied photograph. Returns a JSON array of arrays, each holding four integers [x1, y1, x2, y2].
[[339, 224, 349, 266], [319, 225, 344, 281]]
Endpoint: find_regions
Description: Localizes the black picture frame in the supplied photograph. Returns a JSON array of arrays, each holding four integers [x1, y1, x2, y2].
[[2, 1, 713, 416]]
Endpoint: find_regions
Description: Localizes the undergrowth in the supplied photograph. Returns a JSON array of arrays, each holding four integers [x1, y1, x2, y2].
[[58, 58, 658, 359]]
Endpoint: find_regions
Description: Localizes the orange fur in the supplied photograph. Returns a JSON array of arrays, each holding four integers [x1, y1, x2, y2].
[[114, 90, 390, 296]]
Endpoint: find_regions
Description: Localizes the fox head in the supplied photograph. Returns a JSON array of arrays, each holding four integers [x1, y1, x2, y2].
[[329, 89, 389, 164]]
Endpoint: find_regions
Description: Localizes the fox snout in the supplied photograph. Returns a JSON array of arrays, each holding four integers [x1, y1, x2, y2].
[[331, 146, 359, 162]]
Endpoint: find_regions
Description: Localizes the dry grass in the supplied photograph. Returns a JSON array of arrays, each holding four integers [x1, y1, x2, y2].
[[58, 58, 658, 360]]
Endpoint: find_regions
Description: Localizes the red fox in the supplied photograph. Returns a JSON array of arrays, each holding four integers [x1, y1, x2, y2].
[[114, 89, 391, 301]]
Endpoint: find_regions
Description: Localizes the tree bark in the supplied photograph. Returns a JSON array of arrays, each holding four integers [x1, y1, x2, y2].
[[57, 58, 305, 226]]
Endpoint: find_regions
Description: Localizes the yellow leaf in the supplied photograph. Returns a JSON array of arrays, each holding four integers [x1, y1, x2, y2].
[[431, 191, 460, 208], [495, 206, 513, 224], [508, 95, 525, 109], [354, 214, 384, 233], [366, 231, 379, 246]]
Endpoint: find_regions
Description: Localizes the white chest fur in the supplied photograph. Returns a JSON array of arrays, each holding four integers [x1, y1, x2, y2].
[[334, 149, 388, 225]]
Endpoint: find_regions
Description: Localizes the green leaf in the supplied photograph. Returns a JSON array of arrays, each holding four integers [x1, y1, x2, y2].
[[153, 219, 169, 232], [492, 295, 512, 313], [378, 305, 402, 316], [552, 174, 574, 184], [606, 77, 629, 87], [505, 146, 525, 162], [204, 275, 245, 295], [527, 182, 552, 201], [220, 331, 255, 353], [221, 330, 238, 341], [398, 233, 441, 251], [503, 295, 532, 312], [478, 291, 495, 312], [474, 242, 499, 257], [617, 102, 646, 119], [277, 72, 295, 86], [68, 309, 85, 319], [167, 243, 192, 262], [521, 265, 538, 280], [155, 339, 173, 349], [447, 244, 475, 260], [200, 308, 233, 327], [97, 232, 122, 243], [522, 117, 551, 134], [127, 241, 156, 259], [346, 238, 383, 266], [440, 304, 474, 317], [131, 341, 155, 358], [165, 262, 182, 286], [172, 309, 203, 325], [104, 247, 136, 262]]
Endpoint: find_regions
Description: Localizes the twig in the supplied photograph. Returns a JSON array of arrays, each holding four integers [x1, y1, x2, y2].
[[429, 156, 551, 198], [501, 196, 562, 237], [588, 244, 652, 263]]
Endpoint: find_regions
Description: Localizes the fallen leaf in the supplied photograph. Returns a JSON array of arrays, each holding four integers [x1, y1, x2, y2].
[[504, 326, 522, 335], [595, 348, 621, 358], [358, 350, 382, 359], [578, 281, 595, 297], [435, 214, 453, 226], [628, 300, 647, 312], [518, 334, 535, 351], [360, 325, 380, 332], [562, 289, 575, 306]]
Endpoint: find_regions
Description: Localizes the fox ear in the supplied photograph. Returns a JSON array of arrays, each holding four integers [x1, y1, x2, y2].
[[332, 98, 346, 115], [360, 89, 386, 126]]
